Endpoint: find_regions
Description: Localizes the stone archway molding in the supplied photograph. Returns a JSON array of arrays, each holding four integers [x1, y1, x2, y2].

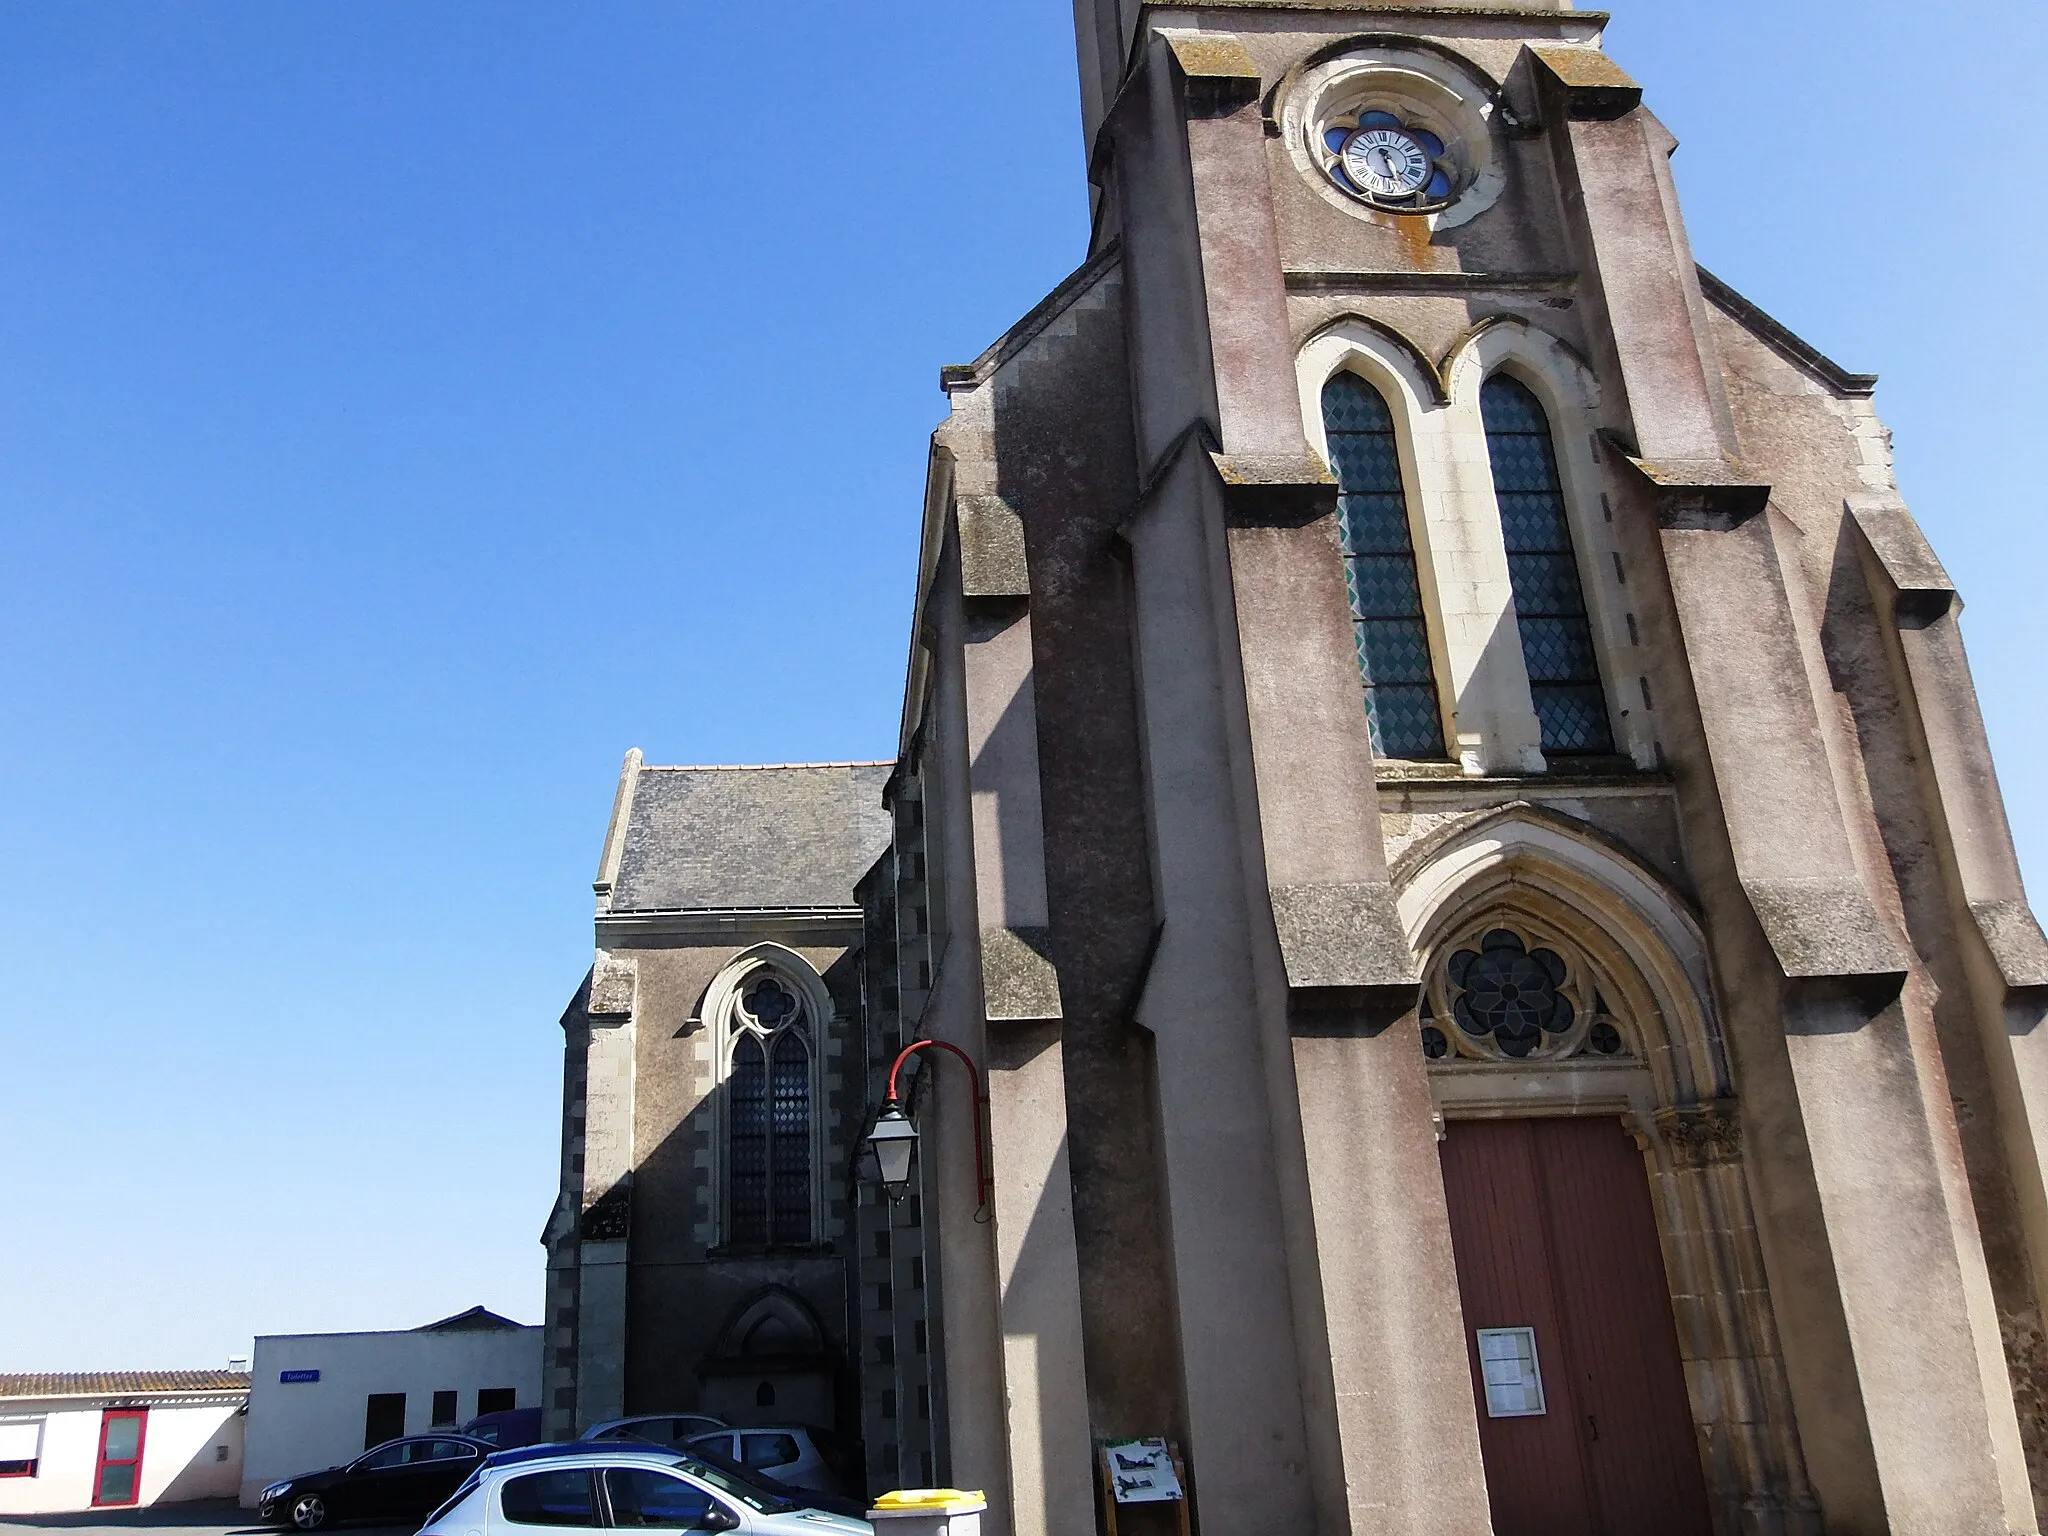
[[1395, 803, 1822, 1536], [700, 943, 836, 1250], [709, 1284, 829, 1363], [1395, 800, 1728, 1107]]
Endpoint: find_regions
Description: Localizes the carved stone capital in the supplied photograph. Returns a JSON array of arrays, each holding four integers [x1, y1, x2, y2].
[[1656, 1101, 1743, 1169]]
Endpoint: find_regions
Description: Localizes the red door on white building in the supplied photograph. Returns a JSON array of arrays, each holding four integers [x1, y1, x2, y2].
[[91, 1409, 148, 1507]]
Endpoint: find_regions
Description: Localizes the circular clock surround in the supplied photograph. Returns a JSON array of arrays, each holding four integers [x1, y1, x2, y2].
[[1280, 50, 1507, 230]]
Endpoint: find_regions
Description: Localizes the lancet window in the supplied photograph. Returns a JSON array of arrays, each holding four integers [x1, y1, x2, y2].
[[1481, 375, 1614, 754], [1321, 371, 1445, 758], [725, 973, 814, 1247]]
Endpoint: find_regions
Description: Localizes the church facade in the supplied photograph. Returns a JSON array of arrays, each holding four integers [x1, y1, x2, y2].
[[541, 3, 2048, 1534]]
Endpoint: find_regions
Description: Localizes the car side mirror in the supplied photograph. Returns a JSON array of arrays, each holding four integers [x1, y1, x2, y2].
[[697, 1507, 740, 1534]]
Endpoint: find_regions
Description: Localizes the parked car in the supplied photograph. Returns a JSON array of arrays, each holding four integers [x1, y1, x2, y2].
[[587, 1414, 729, 1450], [683, 1427, 848, 1496], [483, 1438, 865, 1521], [417, 1441, 870, 1536], [675, 1439, 865, 1520], [457, 1431, 864, 1518], [461, 1407, 543, 1449], [257, 1434, 493, 1531]]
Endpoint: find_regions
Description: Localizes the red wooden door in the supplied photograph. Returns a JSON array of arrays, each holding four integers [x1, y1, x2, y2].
[[1440, 1117, 1711, 1536]]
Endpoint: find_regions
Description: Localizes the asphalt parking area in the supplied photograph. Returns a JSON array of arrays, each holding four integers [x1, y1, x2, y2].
[[0, 1503, 413, 1536]]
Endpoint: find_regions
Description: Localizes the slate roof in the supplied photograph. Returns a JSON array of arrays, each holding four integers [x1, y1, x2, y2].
[[0, 1371, 250, 1400], [610, 762, 894, 914]]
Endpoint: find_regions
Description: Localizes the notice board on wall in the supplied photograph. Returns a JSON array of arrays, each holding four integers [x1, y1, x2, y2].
[[1101, 1439, 1182, 1504]]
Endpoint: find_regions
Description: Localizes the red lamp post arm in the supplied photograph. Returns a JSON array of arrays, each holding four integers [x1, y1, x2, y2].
[[885, 1038, 992, 1215]]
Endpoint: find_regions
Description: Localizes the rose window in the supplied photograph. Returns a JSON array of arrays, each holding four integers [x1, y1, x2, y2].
[[1316, 109, 1456, 209], [1421, 922, 1633, 1064], [1450, 930, 1571, 1057]]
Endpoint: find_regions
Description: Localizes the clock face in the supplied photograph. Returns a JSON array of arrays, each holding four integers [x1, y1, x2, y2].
[[1342, 127, 1433, 199]]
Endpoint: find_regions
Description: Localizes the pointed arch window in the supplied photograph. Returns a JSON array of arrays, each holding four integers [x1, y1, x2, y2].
[[1481, 375, 1613, 754], [1321, 371, 1444, 758], [725, 973, 814, 1247]]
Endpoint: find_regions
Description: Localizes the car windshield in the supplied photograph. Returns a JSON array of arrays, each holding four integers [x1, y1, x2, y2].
[[668, 1453, 798, 1515]]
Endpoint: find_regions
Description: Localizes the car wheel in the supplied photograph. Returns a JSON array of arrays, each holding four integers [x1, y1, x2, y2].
[[290, 1493, 330, 1531]]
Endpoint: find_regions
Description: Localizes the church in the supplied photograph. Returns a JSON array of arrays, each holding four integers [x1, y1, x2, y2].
[[537, 2, 2048, 1533]]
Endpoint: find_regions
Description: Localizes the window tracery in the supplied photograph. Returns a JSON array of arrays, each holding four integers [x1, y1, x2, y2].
[[1316, 109, 1456, 209], [1322, 370, 1445, 759], [724, 972, 815, 1246], [1423, 919, 1633, 1064], [1281, 50, 1509, 231]]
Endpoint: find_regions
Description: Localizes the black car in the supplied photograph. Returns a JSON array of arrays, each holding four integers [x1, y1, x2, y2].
[[257, 1435, 493, 1531]]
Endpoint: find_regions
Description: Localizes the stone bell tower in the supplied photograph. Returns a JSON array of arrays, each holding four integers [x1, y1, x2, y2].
[[865, 1, 2048, 1534]]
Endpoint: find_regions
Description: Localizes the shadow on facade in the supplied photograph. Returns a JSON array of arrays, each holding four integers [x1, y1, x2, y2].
[[611, 950, 868, 1478]]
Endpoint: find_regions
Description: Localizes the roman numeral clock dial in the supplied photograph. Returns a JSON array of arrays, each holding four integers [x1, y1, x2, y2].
[[1342, 127, 1433, 199]]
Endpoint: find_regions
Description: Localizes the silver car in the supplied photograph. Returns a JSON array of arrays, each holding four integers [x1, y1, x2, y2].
[[587, 1415, 731, 1451], [416, 1442, 870, 1536], [682, 1429, 842, 1496]]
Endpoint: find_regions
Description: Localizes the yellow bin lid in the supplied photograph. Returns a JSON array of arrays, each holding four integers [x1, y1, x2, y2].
[[871, 1489, 988, 1513]]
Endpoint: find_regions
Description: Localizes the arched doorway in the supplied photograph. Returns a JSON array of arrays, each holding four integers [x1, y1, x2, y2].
[[1427, 916, 1707, 1534], [1395, 808, 1819, 1536]]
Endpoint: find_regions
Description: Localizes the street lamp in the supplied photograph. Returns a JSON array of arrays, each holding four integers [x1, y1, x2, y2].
[[865, 1038, 992, 1215], [868, 1102, 920, 1195]]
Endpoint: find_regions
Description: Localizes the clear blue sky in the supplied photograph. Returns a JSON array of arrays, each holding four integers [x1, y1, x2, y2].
[[2, 0, 2041, 1370]]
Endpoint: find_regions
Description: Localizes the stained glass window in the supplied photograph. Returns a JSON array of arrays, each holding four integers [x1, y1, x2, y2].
[[770, 1032, 812, 1243], [1481, 375, 1614, 754], [1426, 923, 1632, 1063], [1448, 929, 1574, 1059], [726, 974, 813, 1247], [727, 1034, 769, 1247], [1321, 371, 1445, 758], [746, 978, 797, 1026]]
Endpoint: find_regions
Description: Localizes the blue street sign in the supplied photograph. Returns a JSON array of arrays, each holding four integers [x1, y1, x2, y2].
[[280, 1370, 320, 1383]]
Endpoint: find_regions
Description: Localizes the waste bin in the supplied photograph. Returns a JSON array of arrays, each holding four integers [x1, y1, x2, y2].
[[866, 1489, 988, 1536]]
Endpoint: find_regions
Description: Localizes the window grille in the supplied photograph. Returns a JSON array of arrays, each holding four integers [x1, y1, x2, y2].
[[1321, 372, 1444, 757], [769, 1032, 811, 1241], [1480, 375, 1613, 754]]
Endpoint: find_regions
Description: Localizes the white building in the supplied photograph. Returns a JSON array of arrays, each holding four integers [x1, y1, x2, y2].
[[0, 1371, 248, 1515], [241, 1308, 540, 1507]]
